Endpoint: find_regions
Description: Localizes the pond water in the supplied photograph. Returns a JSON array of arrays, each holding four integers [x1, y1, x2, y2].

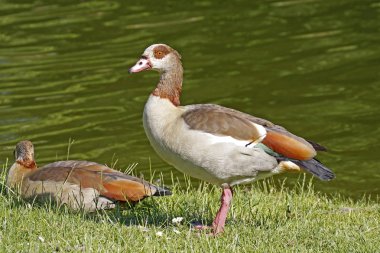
[[1, 0, 379, 198]]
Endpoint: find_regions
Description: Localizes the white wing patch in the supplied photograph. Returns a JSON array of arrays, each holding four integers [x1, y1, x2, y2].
[[203, 122, 267, 148]]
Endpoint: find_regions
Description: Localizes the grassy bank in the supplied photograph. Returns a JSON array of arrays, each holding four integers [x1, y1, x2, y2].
[[1, 162, 379, 253]]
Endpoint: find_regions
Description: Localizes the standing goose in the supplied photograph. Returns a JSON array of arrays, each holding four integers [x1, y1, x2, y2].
[[129, 44, 335, 235], [6, 140, 171, 211]]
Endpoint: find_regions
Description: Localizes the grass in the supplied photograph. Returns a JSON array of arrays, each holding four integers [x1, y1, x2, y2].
[[1, 162, 379, 253]]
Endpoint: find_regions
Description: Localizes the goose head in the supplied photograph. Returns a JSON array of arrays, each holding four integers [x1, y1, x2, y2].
[[14, 140, 35, 167], [129, 44, 182, 74]]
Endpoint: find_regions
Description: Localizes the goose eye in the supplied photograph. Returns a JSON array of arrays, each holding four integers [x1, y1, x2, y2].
[[154, 51, 164, 59]]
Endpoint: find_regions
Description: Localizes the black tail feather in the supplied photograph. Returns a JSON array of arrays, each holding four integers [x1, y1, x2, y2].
[[292, 159, 335, 181], [307, 140, 328, 151], [153, 186, 172, 196]]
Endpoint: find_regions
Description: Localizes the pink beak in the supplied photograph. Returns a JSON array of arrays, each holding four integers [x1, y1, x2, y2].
[[128, 57, 152, 73]]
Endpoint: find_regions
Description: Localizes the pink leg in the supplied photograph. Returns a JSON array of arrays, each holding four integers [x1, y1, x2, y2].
[[212, 186, 233, 235]]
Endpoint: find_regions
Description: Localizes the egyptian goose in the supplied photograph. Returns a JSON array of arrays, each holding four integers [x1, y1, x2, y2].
[[129, 44, 335, 235], [7, 140, 171, 211]]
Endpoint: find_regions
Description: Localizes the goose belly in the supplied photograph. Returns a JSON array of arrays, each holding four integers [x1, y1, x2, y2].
[[21, 179, 114, 211], [143, 110, 217, 183]]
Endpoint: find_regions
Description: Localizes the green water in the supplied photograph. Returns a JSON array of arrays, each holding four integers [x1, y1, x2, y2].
[[1, 0, 379, 198]]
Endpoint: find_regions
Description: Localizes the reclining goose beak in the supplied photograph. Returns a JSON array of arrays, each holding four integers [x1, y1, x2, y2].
[[128, 57, 152, 73]]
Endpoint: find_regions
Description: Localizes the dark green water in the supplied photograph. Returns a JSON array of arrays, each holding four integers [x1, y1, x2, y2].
[[1, 0, 379, 198]]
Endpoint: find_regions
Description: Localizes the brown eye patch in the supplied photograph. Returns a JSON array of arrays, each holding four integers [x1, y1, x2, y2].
[[153, 45, 170, 59]]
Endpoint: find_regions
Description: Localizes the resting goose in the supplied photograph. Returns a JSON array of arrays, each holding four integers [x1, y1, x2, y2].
[[129, 44, 335, 235], [7, 140, 171, 211]]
